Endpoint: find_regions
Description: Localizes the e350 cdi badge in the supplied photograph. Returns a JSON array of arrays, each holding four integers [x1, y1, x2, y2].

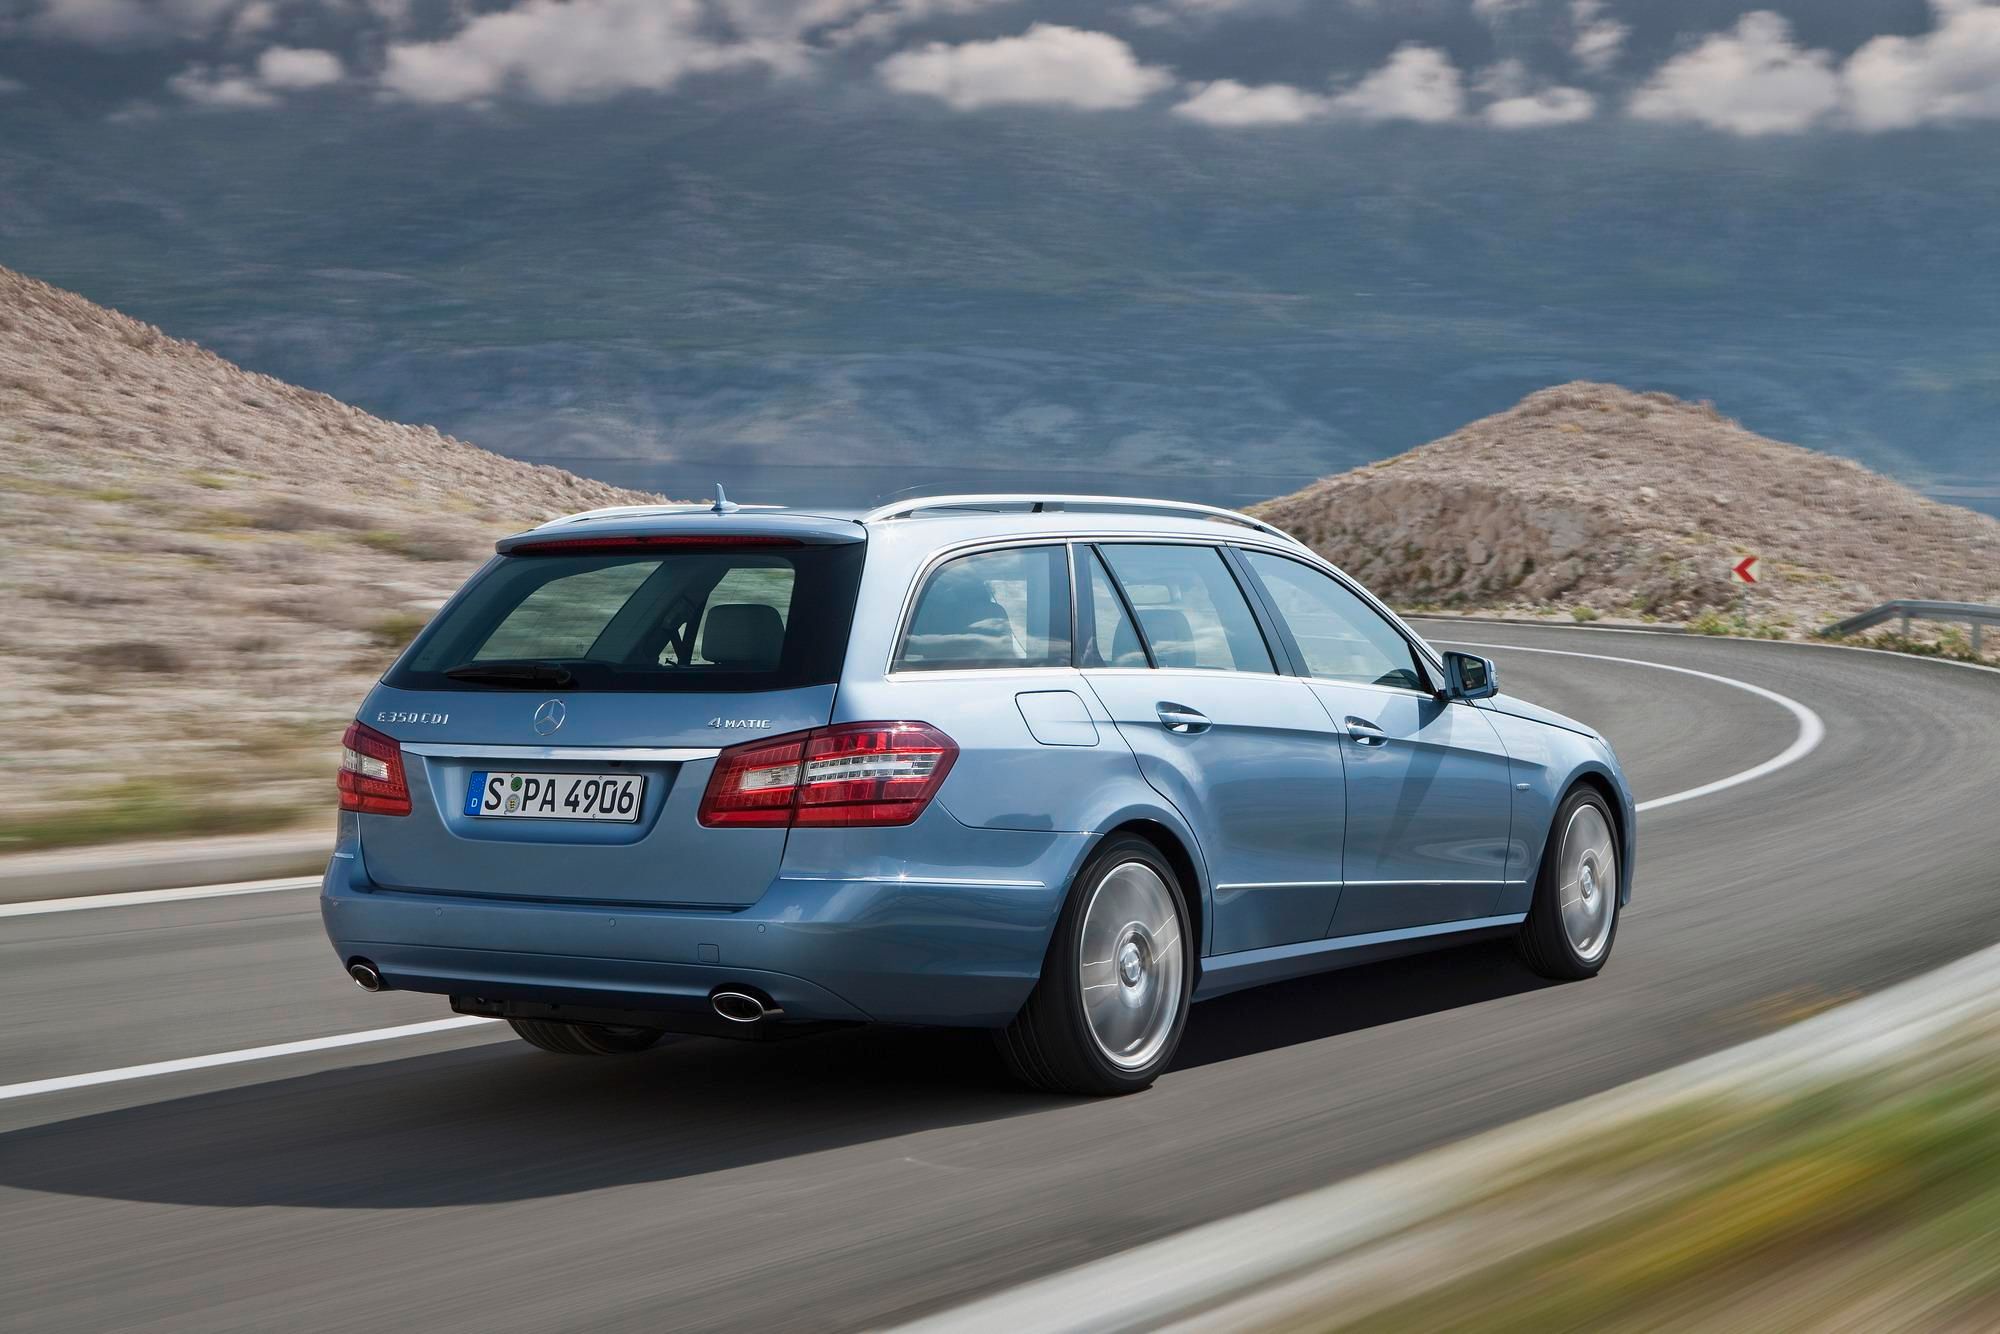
[[323, 493, 1635, 1094]]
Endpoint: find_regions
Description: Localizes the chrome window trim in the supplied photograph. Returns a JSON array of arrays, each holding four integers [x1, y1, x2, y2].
[[883, 665, 1081, 682], [401, 743, 722, 762], [882, 529, 1442, 683], [886, 539, 1075, 677]]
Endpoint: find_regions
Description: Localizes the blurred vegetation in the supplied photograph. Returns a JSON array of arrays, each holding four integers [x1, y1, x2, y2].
[[1687, 608, 1789, 639], [1325, 1028, 2000, 1333], [0, 777, 306, 853], [369, 610, 431, 651], [1826, 625, 1993, 665]]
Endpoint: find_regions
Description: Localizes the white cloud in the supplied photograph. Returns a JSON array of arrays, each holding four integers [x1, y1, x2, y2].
[[256, 45, 342, 89], [1172, 78, 1330, 125], [1472, 57, 1528, 99], [31, 0, 243, 44], [820, 0, 1017, 47], [1845, 0, 2000, 130], [1569, 0, 1626, 74], [1330, 43, 1463, 122], [1484, 84, 1594, 127], [381, 0, 793, 105], [1629, 11, 1839, 135], [168, 62, 280, 107], [227, 0, 274, 39], [0, 75, 25, 94], [1470, 0, 1527, 22], [877, 23, 1174, 110]]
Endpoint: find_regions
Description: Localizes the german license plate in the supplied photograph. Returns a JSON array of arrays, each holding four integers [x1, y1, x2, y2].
[[465, 771, 645, 822]]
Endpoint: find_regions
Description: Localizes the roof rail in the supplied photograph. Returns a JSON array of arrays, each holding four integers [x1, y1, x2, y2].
[[860, 494, 1302, 545]]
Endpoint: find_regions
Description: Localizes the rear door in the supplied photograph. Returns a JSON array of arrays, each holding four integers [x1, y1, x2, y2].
[[355, 526, 864, 907], [1078, 542, 1347, 957], [1234, 550, 1515, 935]]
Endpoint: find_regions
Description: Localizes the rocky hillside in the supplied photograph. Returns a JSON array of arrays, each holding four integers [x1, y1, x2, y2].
[[0, 265, 660, 849], [1253, 383, 2000, 639]]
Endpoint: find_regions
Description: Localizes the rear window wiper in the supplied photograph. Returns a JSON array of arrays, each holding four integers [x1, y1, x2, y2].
[[443, 662, 576, 687]]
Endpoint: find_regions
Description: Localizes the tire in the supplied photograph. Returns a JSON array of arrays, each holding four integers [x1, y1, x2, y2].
[[507, 1018, 665, 1055], [997, 834, 1192, 1096], [1517, 785, 1621, 981]]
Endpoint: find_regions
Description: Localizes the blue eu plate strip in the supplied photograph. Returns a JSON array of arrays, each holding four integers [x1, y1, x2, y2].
[[464, 772, 488, 817]]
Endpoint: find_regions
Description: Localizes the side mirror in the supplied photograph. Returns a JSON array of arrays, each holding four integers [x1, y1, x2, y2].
[[1444, 651, 1498, 701]]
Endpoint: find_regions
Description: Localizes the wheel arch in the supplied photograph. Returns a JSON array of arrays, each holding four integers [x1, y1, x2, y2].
[[1074, 807, 1212, 960], [1548, 764, 1634, 906]]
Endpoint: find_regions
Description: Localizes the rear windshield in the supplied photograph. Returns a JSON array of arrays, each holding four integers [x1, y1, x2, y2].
[[387, 544, 864, 693]]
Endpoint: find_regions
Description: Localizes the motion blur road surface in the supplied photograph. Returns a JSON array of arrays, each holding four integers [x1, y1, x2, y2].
[[4, 625, 1997, 1332]]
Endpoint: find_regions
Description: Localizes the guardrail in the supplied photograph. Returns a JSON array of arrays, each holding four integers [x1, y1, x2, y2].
[[1818, 599, 2000, 653]]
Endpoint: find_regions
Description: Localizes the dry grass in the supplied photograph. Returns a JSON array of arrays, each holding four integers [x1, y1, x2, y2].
[[1320, 1028, 2000, 1334], [0, 264, 661, 850], [1252, 382, 2000, 641]]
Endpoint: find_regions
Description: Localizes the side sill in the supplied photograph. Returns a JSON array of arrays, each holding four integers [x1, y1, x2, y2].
[[1192, 914, 1527, 1002]]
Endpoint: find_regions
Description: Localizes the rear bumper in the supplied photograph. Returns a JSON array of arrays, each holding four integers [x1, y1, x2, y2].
[[320, 832, 1083, 1027]]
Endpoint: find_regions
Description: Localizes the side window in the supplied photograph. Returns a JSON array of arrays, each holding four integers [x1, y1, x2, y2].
[[1079, 549, 1149, 668], [895, 545, 1072, 671], [1241, 551, 1426, 691], [1099, 544, 1274, 674]]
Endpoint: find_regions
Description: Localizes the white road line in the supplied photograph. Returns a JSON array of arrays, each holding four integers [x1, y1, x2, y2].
[[0, 1017, 501, 1104], [0, 875, 320, 919], [1435, 638, 1826, 813]]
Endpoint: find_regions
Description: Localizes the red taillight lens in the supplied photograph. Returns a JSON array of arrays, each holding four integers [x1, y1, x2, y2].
[[698, 722, 957, 828], [338, 721, 412, 816], [509, 534, 803, 555], [696, 731, 810, 827]]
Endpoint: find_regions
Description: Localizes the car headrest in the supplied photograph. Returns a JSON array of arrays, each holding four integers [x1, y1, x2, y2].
[[1109, 613, 1146, 666], [701, 603, 785, 670], [1137, 608, 1196, 667]]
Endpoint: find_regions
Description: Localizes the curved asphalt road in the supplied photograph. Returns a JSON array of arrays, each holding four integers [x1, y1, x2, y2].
[[3, 625, 1997, 1332]]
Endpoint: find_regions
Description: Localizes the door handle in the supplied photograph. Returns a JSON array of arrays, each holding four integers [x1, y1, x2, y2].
[[1345, 717, 1388, 747], [1156, 703, 1211, 735]]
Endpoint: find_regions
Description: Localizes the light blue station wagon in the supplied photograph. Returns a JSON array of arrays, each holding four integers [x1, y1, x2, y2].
[[324, 493, 1635, 1094]]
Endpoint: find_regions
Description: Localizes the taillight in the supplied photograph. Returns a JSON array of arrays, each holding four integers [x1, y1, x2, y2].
[[698, 722, 957, 828], [509, 534, 803, 555], [338, 721, 412, 816]]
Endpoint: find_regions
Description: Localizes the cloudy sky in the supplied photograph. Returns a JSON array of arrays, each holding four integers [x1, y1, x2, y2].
[[4, 0, 1994, 131], [2, 0, 1997, 506]]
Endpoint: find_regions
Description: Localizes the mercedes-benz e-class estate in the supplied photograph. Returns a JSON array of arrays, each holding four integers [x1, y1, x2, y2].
[[323, 493, 1634, 1095]]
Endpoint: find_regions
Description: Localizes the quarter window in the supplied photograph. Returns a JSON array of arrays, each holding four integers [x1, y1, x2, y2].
[[1098, 544, 1274, 674], [895, 545, 1072, 671], [1242, 551, 1426, 691], [1080, 549, 1149, 668]]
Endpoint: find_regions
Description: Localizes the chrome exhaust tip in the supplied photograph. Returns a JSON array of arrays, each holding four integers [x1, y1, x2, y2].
[[711, 989, 782, 1024], [347, 959, 384, 992]]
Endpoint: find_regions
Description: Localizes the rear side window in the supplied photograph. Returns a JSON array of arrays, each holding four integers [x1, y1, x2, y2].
[[389, 543, 862, 693], [1099, 544, 1274, 673], [1241, 551, 1426, 691], [895, 545, 1071, 671]]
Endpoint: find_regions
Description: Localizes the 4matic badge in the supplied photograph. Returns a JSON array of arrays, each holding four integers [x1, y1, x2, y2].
[[708, 718, 772, 729]]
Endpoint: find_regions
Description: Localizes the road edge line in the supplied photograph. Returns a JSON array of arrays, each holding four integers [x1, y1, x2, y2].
[[1430, 638, 1826, 813]]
